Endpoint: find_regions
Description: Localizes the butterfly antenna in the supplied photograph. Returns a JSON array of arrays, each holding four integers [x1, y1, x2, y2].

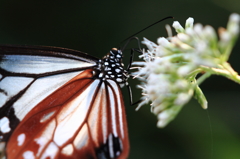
[[121, 16, 174, 43]]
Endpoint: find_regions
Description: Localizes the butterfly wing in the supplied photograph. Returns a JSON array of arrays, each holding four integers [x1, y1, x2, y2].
[[0, 45, 129, 159], [0, 45, 98, 142], [6, 70, 129, 159]]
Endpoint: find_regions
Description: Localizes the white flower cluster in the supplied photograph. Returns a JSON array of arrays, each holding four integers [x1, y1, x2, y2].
[[132, 13, 240, 128]]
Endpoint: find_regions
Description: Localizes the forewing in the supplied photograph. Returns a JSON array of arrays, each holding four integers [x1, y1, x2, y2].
[[0, 45, 97, 153], [0, 45, 98, 76]]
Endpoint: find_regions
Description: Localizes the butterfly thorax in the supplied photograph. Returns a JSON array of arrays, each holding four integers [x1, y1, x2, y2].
[[95, 48, 129, 87]]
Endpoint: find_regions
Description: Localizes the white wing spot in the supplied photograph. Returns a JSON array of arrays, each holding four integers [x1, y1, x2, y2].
[[116, 151, 120, 156], [61, 144, 74, 156], [73, 124, 89, 150], [40, 142, 59, 159], [35, 137, 47, 156], [107, 86, 117, 136], [23, 151, 35, 159], [17, 133, 26, 146], [108, 134, 114, 158], [0, 117, 11, 133], [40, 111, 55, 123]]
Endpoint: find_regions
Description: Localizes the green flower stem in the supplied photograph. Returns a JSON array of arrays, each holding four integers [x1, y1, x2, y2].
[[222, 62, 238, 76], [222, 37, 238, 62], [200, 64, 240, 84], [195, 72, 212, 85], [187, 68, 202, 78]]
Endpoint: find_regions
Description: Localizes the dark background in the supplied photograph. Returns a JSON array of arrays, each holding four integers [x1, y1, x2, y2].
[[0, 0, 240, 158]]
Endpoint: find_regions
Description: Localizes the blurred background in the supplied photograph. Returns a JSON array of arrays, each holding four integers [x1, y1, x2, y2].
[[0, 0, 240, 158]]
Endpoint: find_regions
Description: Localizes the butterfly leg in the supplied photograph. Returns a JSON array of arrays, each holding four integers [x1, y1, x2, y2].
[[122, 37, 143, 106], [126, 48, 142, 106], [126, 84, 141, 106]]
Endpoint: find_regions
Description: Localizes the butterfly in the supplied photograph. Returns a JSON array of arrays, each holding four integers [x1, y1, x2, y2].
[[0, 45, 135, 159]]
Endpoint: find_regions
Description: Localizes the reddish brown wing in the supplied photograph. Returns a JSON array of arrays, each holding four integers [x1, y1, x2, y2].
[[6, 69, 129, 159]]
